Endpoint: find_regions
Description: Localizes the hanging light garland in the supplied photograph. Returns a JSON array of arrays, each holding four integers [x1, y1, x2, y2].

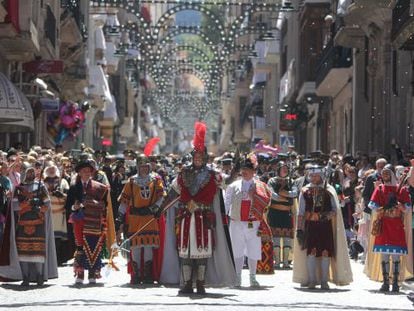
[[93, 0, 296, 123]]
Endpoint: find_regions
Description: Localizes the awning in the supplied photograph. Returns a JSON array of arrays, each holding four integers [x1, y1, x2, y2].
[[0, 72, 34, 132]]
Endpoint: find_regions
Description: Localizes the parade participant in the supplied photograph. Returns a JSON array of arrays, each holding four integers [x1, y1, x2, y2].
[[267, 161, 297, 269], [60, 157, 73, 184], [341, 165, 358, 243], [7, 154, 21, 191], [0, 161, 11, 246], [160, 122, 237, 295], [43, 165, 70, 266], [110, 161, 127, 219], [116, 137, 166, 285], [0, 167, 58, 286], [364, 166, 412, 292], [66, 159, 115, 284], [293, 165, 352, 290], [220, 157, 233, 176], [362, 158, 387, 213], [225, 153, 271, 287]]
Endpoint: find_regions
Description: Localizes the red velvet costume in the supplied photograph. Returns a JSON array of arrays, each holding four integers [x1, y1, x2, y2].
[[369, 184, 411, 254]]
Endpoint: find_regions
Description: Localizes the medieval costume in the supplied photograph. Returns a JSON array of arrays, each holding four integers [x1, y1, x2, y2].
[[225, 153, 271, 287], [67, 160, 115, 284], [43, 165, 70, 266], [364, 167, 413, 292], [0, 167, 58, 286], [341, 166, 358, 243], [293, 165, 352, 290], [117, 139, 166, 285], [267, 161, 297, 269], [159, 122, 237, 295], [0, 164, 12, 247]]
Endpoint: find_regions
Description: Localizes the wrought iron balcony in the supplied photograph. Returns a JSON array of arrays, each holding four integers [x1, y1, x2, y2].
[[61, 0, 87, 40], [392, 0, 414, 50], [315, 39, 352, 96]]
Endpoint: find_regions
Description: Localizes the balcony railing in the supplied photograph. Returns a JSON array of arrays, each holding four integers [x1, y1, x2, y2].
[[315, 39, 352, 88], [392, 0, 411, 39], [61, 0, 87, 40]]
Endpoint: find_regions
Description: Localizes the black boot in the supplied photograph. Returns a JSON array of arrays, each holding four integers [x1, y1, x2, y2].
[[143, 261, 153, 284], [179, 281, 193, 294], [178, 265, 193, 294], [88, 270, 97, 284], [36, 274, 44, 286], [392, 261, 400, 292], [196, 280, 206, 295], [130, 261, 140, 285], [20, 277, 30, 287], [196, 264, 207, 294], [379, 261, 390, 292]]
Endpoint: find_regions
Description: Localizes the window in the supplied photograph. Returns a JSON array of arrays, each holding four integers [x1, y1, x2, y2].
[[392, 49, 398, 96]]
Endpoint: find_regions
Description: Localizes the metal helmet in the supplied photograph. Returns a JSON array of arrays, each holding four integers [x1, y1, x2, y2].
[[136, 153, 150, 167]]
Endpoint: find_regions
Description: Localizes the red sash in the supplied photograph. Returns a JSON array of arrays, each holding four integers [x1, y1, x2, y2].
[[241, 200, 252, 221]]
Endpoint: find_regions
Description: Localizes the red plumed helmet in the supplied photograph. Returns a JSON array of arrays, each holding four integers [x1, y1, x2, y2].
[[144, 137, 160, 157], [193, 121, 207, 153]]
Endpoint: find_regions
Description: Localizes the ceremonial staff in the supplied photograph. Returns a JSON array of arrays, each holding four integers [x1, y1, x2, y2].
[[107, 195, 180, 270]]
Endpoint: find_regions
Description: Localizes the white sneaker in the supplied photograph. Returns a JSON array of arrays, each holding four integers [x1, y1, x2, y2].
[[88, 278, 96, 284], [75, 278, 83, 284]]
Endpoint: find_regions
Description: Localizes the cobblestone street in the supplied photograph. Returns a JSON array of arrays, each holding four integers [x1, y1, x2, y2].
[[1, 259, 413, 311]]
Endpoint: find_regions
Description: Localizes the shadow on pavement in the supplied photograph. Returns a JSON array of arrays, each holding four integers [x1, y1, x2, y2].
[[0, 299, 411, 310], [1, 283, 53, 291], [367, 289, 407, 296], [294, 287, 350, 293]]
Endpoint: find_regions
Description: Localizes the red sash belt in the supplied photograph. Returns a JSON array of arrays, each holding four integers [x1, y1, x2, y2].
[[241, 200, 253, 221]]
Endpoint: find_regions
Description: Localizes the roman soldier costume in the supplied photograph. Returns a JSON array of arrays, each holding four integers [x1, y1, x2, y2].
[[159, 122, 237, 295], [293, 165, 352, 289], [117, 137, 166, 285], [267, 161, 297, 269]]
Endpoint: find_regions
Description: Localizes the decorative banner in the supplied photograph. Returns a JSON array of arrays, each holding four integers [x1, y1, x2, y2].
[[23, 60, 64, 74]]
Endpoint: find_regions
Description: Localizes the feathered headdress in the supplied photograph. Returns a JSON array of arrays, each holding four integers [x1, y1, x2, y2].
[[240, 152, 258, 170], [193, 121, 207, 153], [144, 137, 160, 157]]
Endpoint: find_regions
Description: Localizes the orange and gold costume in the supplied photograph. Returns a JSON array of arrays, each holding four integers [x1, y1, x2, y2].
[[119, 173, 165, 247]]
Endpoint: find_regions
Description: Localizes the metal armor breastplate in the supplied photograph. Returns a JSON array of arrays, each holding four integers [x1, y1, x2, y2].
[[181, 167, 211, 196]]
